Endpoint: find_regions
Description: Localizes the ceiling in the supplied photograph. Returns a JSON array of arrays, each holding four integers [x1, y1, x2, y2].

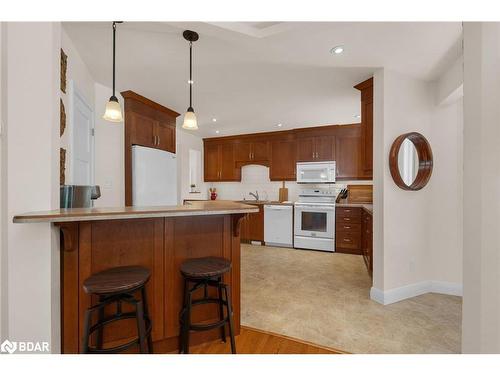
[[63, 22, 462, 138]]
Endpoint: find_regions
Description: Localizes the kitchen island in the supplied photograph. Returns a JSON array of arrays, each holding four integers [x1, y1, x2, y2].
[[13, 201, 258, 353]]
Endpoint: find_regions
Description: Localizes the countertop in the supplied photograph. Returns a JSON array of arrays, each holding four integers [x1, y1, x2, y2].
[[336, 202, 373, 214], [237, 200, 294, 206], [13, 200, 259, 224]]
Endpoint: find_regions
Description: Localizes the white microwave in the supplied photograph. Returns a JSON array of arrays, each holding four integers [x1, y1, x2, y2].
[[296, 161, 336, 184]]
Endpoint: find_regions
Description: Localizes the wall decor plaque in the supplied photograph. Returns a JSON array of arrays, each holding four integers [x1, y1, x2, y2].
[[60, 49, 67, 93], [60, 99, 66, 137], [60, 148, 66, 185]]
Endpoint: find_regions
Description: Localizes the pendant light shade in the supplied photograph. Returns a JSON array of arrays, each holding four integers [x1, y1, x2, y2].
[[182, 30, 199, 130], [103, 21, 124, 123], [103, 96, 123, 122], [182, 107, 197, 130]]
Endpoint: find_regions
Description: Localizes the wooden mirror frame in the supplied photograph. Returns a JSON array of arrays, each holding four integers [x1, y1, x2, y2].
[[389, 132, 433, 191]]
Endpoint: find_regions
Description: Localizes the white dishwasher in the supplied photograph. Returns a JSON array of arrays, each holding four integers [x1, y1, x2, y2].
[[264, 204, 293, 248]]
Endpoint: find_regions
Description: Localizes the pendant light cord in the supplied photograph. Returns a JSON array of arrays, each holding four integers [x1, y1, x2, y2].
[[112, 21, 117, 97], [189, 41, 193, 108]]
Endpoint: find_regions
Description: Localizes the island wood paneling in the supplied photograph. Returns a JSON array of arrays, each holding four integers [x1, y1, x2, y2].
[[59, 214, 243, 353]]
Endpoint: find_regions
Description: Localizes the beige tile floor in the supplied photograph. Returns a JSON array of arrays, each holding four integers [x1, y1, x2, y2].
[[241, 244, 462, 354]]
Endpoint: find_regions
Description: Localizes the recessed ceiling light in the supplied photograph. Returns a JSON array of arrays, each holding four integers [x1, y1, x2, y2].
[[215, 130, 220, 134], [212, 118, 217, 122], [330, 45, 344, 55], [277, 123, 283, 127]]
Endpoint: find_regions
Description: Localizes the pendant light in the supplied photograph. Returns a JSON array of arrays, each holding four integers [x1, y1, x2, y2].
[[182, 30, 199, 130], [103, 21, 124, 122]]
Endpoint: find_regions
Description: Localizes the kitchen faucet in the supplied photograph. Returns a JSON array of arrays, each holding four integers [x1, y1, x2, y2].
[[249, 191, 259, 201]]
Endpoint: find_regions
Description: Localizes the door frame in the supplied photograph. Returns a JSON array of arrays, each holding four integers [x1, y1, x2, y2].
[[69, 80, 95, 185]]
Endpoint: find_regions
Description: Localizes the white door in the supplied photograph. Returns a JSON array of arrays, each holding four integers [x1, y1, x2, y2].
[[71, 82, 94, 185]]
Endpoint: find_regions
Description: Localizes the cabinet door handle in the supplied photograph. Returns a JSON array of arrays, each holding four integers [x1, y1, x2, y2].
[[344, 217, 350, 221], [344, 209, 351, 213], [157, 136, 160, 146]]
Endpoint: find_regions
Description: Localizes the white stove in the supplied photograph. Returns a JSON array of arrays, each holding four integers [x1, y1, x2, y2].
[[294, 188, 336, 252]]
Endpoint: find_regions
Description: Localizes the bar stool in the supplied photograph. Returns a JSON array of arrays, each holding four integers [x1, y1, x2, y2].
[[179, 256, 236, 354], [81, 265, 153, 354]]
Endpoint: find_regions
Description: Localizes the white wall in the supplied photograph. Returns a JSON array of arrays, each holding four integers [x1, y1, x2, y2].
[[177, 129, 207, 202], [60, 28, 96, 184], [462, 22, 500, 353], [2, 22, 61, 352], [0, 21, 5, 342], [93, 83, 124, 207], [428, 97, 463, 286], [371, 67, 464, 304]]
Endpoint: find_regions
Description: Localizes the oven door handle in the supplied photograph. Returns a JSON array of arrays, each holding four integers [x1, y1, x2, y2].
[[295, 205, 335, 211]]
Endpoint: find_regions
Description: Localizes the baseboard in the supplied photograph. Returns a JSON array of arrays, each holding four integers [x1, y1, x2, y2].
[[370, 280, 462, 305]]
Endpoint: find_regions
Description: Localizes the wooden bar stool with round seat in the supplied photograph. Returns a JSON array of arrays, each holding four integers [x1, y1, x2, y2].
[[179, 256, 236, 354], [81, 265, 153, 354]]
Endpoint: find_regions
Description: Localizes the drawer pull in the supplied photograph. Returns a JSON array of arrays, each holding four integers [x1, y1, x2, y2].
[[343, 238, 351, 242], [344, 209, 351, 212], [343, 218, 350, 221], [344, 226, 351, 229]]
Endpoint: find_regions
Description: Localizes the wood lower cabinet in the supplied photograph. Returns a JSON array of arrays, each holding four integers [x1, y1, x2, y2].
[[335, 207, 363, 254], [270, 139, 296, 181], [240, 204, 264, 242], [362, 209, 373, 275], [336, 206, 373, 276]]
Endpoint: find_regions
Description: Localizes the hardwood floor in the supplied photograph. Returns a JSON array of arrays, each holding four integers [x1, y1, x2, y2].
[[187, 326, 346, 354]]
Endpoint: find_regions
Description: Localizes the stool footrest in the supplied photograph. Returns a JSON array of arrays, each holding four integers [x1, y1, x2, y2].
[[190, 318, 228, 331]]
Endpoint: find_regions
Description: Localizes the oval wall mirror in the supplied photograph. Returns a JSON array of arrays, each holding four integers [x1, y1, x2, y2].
[[389, 132, 433, 191]]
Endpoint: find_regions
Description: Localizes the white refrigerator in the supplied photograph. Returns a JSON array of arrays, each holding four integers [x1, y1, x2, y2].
[[132, 145, 178, 206]]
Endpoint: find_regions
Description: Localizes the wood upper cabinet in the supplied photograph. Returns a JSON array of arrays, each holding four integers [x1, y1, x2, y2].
[[156, 120, 176, 153], [270, 139, 296, 181], [296, 137, 315, 161], [129, 112, 156, 148], [122, 90, 180, 205], [204, 141, 240, 182], [203, 117, 373, 183], [220, 142, 239, 180], [204, 143, 220, 181], [335, 133, 361, 180], [296, 136, 335, 162], [354, 78, 373, 177], [235, 140, 269, 163]]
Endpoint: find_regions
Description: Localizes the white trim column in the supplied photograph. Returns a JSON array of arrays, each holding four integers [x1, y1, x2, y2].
[[2, 22, 61, 353], [462, 22, 500, 353]]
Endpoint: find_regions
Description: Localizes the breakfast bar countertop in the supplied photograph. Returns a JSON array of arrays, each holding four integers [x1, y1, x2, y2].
[[13, 200, 259, 223]]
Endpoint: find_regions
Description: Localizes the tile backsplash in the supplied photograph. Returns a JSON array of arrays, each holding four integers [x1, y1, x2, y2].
[[208, 165, 349, 202]]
